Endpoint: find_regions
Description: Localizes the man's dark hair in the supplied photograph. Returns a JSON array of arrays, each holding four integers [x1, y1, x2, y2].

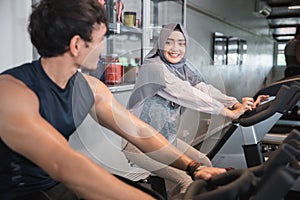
[[28, 0, 107, 57]]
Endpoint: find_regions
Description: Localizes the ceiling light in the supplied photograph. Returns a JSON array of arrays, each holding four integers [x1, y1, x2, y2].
[[276, 35, 294, 41], [288, 5, 300, 10]]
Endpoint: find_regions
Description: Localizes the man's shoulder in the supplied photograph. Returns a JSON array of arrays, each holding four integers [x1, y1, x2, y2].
[[82, 73, 112, 96], [0, 74, 28, 89], [0, 74, 38, 115], [1, 61, 35, 74]]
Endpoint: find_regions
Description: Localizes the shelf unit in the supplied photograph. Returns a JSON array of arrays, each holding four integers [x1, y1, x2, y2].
[[143, 0, 186, 61], [95, 0, 187, 91]]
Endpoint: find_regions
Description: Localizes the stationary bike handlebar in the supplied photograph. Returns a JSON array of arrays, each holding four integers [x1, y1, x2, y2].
[[253, 75, 300, 98], [234, 84, 300, 127]]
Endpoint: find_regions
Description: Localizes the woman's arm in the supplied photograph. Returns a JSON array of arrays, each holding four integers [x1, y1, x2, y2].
[[194, 82, 239, 108], [157, 67, 225, 115], [156, 67, 255, 119]]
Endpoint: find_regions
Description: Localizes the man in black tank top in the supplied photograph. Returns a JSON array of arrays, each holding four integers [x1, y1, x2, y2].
[[0, 0, 226, 199], [284, 25, 300, 77]]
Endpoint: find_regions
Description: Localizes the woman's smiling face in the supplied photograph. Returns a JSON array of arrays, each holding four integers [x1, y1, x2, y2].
[[163, 30, 186, 64]]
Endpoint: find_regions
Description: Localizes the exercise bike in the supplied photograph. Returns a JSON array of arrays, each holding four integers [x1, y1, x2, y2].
[[183, 129, 300, 200]]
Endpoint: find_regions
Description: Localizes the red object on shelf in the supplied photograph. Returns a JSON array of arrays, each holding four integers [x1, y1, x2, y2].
[[105, 62, 123, 85]]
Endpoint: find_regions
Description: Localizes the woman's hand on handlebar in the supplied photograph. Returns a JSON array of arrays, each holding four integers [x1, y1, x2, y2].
[[227, 96, 268, 119], [222, 95, 270, 119], [241, 97, 255, 111], [253, 95, 269, 108], [223, 97, 254, 119]]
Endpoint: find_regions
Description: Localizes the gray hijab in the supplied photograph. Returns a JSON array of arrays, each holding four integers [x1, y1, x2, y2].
[[128, 23, 202, 109]]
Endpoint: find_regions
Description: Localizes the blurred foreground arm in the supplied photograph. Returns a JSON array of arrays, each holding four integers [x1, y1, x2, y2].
[[88, 76, 226, 180]]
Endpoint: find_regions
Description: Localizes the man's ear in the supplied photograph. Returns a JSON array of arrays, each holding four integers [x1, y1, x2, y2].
[[69, 35, 82, 56]]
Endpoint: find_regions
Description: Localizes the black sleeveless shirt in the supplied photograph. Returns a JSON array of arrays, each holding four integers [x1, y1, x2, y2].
[[0, 60, 95, 199]]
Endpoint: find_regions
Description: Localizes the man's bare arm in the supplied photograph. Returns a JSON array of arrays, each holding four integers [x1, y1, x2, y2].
[[0, 75, 154, 200], [87, 75, 225, 178]]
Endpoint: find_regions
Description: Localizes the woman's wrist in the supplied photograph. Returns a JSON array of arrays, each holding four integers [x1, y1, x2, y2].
[[231, 102, 241, 110], [221, 108, 236, 119]]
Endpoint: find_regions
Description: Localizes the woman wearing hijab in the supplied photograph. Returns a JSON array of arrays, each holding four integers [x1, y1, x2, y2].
[[122, 23, 268, 198]]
